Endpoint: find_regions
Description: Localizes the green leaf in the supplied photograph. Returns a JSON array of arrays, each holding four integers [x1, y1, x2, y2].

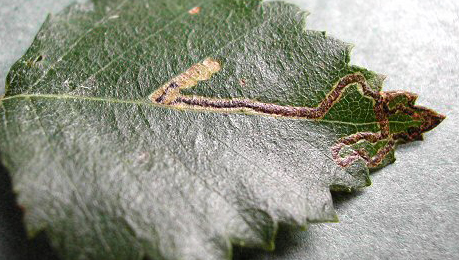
[[0, 0, 444, 259]]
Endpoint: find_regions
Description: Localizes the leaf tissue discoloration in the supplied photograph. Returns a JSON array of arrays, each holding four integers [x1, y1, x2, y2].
[[0, 0, 446, 259], [333, 91, 445, 168], [150, 58, 221, 104], [188, 6, 201, 15], [151, 59, 445, 169]]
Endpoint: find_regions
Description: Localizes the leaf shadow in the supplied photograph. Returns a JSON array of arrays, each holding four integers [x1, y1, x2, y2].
[[0, 158, 29, 260], [0, 157, 165, 260], [0, 157, 61, 260]]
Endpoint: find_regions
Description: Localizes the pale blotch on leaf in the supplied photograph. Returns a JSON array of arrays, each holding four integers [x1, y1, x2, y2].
[[150, 58, 221, 104], [188, 6, 201, 15]]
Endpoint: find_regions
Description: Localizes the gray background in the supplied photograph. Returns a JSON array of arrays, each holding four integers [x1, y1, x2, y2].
[[0, 0, 458, 259]]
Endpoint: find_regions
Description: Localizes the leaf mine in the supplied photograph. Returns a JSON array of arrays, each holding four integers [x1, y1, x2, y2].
[[151, 59, 445, 169], [0, 0, 445, 259]]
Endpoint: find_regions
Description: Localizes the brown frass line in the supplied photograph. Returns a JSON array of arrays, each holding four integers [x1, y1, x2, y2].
[[155, 82, 179, 103], [150, 59, 445, 168], [173, 74, 375, 119]]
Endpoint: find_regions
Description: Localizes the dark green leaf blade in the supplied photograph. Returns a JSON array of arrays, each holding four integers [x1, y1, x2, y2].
[[0, 0, 444, 259]]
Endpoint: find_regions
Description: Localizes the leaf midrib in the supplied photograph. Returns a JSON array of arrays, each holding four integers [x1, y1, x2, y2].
[[0, 93, 421, 127]]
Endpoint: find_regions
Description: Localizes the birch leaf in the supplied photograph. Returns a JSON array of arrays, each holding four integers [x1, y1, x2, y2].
[[0, 0, 444, 259]]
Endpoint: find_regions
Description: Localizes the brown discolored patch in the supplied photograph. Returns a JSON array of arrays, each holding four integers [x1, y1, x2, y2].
[[150, 59, 445, 169], [188, 6, 201, 15]]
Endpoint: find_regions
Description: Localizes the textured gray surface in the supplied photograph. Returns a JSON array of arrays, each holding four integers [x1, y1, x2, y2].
[[0, 0, 457, 259]]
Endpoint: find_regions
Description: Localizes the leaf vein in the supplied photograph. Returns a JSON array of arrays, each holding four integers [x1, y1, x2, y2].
[[26, 98, 114, 256], [27, 0, 131, 92], [79, 0, 210, 86]]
